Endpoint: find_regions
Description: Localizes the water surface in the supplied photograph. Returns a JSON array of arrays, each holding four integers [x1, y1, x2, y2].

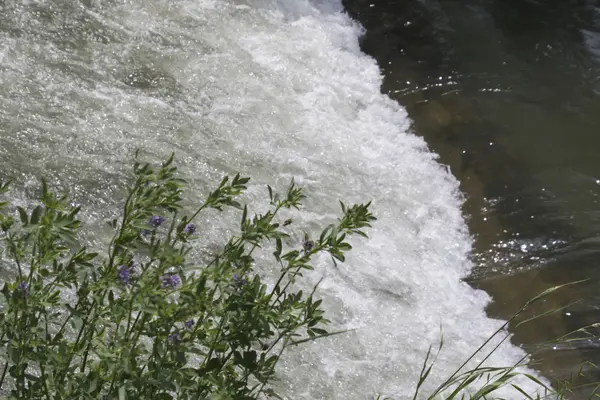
[[342, 0, 600, 395], [0, 0, 548, 398]]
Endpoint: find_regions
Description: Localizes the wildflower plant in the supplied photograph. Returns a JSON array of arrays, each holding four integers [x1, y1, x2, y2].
[[0, 153, 375, 399]]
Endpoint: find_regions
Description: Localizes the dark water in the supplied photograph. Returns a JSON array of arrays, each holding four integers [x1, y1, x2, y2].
[[343, 0, 600, 395]]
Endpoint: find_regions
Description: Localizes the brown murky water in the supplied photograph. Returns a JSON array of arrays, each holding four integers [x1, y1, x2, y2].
[[343, 0, 600, 395]]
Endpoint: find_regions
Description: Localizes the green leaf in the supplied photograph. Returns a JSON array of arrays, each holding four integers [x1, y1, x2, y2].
[[241, 205, 247, 229], [289, 329, 353, 346], [199, 357, 221, 374], [525, 280, 587, 306], [17, 206, 28, 225], [188, 347, 207, 356], [30, 206, 42, 225], [24, 373, 39, 382], [320, 224, 334, 243], [263, 388, 285, 400], [118, 385, 126, 400], [70, 315, 84, 332], [337, 242, 352, 251], [242, 350, 257, 368], [274, 237, 282, 259], [2, 283, 10, 301], [196, 275, 207, 296], [511, 384, 535, 400], [331, 251, 345, 262]]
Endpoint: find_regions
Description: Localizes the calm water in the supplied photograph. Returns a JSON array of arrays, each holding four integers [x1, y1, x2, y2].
[[0, 0, 549, 398], [342, 0, 600, 396]]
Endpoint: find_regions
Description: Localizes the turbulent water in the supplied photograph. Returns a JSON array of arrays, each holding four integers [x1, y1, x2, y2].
[[0, 0, 545, 398]]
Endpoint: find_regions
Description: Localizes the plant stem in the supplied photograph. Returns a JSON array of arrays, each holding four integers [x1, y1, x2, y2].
[[39, 363, 52, 400], [79, 322, 96, 373], [0, 361, 8, 390], [202, 317, 227, 368], [27, 240, 37, 284], [50, 296, 83, 345], [429, 310, 522, 397], [55, 301, 94, 382], [254, 336, 290, 397], [108, 188, 135, 267], [7, 233, 23, 280]]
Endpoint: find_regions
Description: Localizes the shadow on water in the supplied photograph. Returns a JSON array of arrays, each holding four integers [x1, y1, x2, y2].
[[342, 0, 600, 395]]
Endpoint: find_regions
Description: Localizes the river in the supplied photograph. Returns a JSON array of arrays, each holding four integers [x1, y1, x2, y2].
[[0, 0, 585, 398], [342, 0, 600, 397]]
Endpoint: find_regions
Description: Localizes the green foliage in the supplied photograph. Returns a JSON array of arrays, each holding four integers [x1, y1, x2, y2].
[[0, 154, 375, 399]]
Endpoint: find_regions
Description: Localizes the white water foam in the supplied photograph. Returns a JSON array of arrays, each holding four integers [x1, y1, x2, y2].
[[0, 0, 546, 398]]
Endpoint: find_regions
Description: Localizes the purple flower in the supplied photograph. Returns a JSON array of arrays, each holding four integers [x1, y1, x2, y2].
[[168, 332, 181, 343], [160, 275, 170, 288], [149, 215, 166, 228], [185, 320, 194, 329], [232, 273, 246, 288], [303, 240, 315, 253], [17, 281, 28, 297], [170, 274, 181, 287], [183, 223, 196, 235], [117, 265, 131, 286], [161, 274, 181, 289]]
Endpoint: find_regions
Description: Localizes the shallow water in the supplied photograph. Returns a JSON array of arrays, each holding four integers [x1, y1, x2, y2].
[[0, 0, 547, 398], [342, 0, 600, 396]]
